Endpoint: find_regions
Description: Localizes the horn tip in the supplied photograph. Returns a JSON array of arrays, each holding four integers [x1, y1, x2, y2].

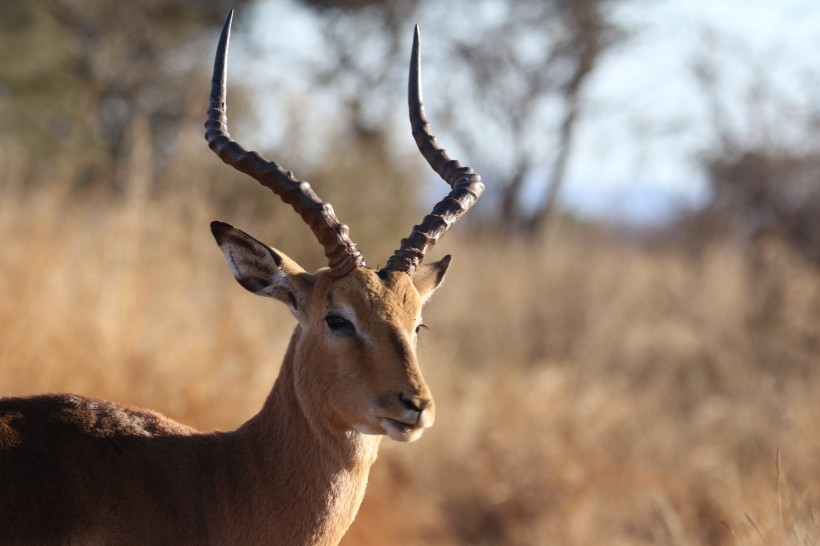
[[216, 9, 234, 53], [221, 10, 234, 38]]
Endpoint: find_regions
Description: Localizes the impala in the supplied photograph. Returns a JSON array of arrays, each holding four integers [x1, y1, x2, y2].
[[0, 10, 483, 546]]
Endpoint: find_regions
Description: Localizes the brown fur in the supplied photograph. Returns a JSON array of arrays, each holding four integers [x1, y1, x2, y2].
[[0, 224, 449, 545]]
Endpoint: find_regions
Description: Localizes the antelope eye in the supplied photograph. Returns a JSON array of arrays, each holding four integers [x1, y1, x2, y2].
[[325, 314, 354, 333]]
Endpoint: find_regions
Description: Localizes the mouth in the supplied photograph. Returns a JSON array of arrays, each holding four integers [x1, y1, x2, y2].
[[379, 417, 426, 442]]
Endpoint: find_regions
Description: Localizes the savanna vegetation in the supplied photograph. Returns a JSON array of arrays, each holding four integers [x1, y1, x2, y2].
[[3, 1, 820, 545]]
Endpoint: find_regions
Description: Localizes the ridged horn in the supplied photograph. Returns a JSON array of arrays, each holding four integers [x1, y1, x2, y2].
[[205, 10, 365, 278], [384, 26, 485, 276]]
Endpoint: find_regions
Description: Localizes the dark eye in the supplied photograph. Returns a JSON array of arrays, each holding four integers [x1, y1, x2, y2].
[[325, 314, 354, 334], [415, 323, 428, 335]]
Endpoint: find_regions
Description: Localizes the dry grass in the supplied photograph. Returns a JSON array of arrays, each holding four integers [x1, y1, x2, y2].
[[2, 180, 820, 545]]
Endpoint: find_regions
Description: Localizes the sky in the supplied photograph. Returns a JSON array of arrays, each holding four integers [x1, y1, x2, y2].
[[239, 0, 820, 225], [564, 0, 820, 223]]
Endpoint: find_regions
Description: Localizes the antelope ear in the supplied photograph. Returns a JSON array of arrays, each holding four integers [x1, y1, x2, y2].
[[210, 221, 307, 313], [413, 255, 452, 305]]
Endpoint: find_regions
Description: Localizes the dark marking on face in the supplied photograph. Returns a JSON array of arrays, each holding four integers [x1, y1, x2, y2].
[[352, 330, 365, 354], [387, 329, 411, 363]]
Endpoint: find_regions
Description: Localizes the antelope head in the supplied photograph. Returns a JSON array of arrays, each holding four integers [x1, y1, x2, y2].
[[205, 12, 483, 443]]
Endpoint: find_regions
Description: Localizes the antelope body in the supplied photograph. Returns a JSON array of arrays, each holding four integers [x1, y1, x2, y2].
[[0, 11, 483, 546]]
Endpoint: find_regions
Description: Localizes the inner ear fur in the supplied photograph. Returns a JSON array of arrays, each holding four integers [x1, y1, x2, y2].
[[210, 221, 309, 310], [413, 255, 452, 304]]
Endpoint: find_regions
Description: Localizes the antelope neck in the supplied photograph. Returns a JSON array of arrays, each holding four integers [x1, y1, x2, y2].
[[226, 332, 381, 545]]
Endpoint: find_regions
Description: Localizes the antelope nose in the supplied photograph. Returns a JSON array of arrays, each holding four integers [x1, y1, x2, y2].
[[399, 392, 430, 412], [398, 393, 433, 426]]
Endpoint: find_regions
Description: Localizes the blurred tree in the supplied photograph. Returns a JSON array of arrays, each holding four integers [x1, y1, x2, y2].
[[0, 0, 629, 247], [0, 0, 430, 272], [0, 0, 248, 193], [445, 0, 626, 236], [684, 30, 820, 266], [700, 150, 820, 265], [241, 0, 431, 262], [292, 0, 628, 236]]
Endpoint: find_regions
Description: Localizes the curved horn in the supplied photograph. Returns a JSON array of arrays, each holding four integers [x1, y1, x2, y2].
[[384, 26, 485, 275], [205, 11, 365, 277]]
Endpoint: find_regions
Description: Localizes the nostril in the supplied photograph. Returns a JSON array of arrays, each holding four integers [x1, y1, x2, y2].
[[398, 392, 429, 413]]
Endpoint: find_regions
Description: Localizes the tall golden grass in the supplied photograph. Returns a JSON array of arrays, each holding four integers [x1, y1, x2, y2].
[[2, 177, 820, 545]]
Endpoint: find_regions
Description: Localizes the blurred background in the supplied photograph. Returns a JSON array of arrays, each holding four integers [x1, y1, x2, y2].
[[2, 0, 820, 544]]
